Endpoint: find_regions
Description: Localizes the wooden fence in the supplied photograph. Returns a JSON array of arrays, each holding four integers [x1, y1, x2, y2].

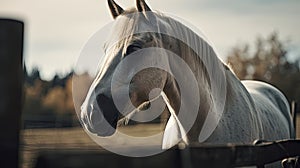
[[34, 140, 300, 168]]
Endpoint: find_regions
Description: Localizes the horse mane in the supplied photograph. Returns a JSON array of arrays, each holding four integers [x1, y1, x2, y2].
[[160, 12, 227, 84], [103, 10, 228, 117], [105, 9, 227, 78]]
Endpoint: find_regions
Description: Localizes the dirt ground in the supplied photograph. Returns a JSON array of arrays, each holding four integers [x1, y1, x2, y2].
[[20, 115, 300, 168]]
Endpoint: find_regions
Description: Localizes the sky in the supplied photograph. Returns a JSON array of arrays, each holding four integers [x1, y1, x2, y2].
[[1, 0, 299, 80]]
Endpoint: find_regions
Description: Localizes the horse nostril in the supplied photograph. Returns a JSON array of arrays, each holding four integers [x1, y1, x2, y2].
[[97, 94, 111, 106], [96, 93, 118, 127]]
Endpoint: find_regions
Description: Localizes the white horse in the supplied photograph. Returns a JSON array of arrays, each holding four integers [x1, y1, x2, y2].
[[80, 0, 295, 153]]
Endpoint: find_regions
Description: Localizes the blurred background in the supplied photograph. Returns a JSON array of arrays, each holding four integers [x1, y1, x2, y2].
[[0, 0, 299, 167]]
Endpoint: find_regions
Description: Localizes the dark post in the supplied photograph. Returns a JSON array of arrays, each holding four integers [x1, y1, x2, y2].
[[0, 19, 24, 167]]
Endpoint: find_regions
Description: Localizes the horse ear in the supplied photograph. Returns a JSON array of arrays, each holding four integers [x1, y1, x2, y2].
[[107, 0, 124, 19], [136, 0, 152, 12]]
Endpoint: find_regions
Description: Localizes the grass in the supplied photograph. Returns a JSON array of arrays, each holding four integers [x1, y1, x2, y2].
[[19, 124, 164, 168]]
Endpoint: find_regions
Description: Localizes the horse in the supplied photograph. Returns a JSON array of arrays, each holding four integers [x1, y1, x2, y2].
[[80, 0, 295, 152]]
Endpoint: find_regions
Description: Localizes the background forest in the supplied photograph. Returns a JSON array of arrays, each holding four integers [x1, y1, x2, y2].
[[227, 32, 300, 102], [22, 32, 300, 129]]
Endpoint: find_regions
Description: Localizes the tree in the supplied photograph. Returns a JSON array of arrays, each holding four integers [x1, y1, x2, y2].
[[227, 32, 300, 102], [23, 70, 77, 128]]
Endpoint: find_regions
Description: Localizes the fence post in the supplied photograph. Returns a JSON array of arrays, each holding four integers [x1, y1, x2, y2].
[[0, 19, 24, 167]]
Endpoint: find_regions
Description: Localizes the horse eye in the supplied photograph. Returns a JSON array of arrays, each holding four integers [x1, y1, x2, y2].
[[125, 44, 141, 56]]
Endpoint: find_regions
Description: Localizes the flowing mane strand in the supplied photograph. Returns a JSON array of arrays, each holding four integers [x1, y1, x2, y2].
[[102, 9, 227, 102], [106, 9, 226, 76]]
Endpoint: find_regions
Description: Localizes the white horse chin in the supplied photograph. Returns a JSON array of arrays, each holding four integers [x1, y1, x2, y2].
[[161, 92, 188, 150], [116, 91, 188, 149], [117, 92, 163, 126]]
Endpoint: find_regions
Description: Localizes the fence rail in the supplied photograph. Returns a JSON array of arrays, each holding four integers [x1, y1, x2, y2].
[[34, 140, 300, 168]]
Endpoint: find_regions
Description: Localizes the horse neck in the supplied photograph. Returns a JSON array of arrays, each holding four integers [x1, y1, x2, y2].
[[163, 40, 219, 143]]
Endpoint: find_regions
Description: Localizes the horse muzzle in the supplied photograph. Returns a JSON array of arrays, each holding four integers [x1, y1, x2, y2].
[[81, 94, 119, 137]]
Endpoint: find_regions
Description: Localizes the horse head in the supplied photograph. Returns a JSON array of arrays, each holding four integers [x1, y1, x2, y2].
[[80, 0, 181, 137]]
